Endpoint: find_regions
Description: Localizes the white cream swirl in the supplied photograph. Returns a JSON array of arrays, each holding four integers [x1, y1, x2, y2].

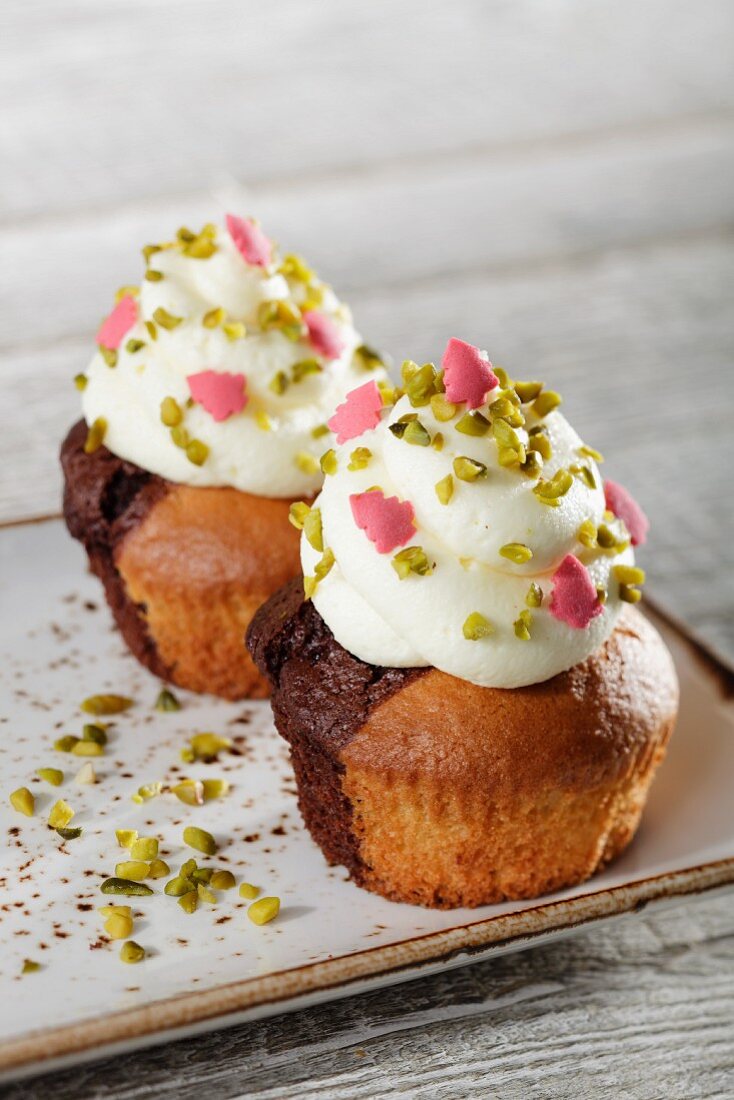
[[81, 219, 385, 498], [302, 359, 638, 688]]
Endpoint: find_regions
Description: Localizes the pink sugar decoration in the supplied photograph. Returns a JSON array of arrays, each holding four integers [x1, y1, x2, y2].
[[549, 554, 603, 630], [303, 310, 345, 360], [187, 370, 248, 422], [604, 480, 649, 547], [328, 381, 383, 445], [441, 338, 499, 409], [96, 295, 137, 349], [225, 213, 272, 268], [350, 491, 416, 554]]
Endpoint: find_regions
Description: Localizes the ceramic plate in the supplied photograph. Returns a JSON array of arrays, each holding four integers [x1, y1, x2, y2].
[[1, 519, 732, 1083]]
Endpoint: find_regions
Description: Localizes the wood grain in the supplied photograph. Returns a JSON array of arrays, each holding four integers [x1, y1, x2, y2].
[[1, 0, 733, 1094]]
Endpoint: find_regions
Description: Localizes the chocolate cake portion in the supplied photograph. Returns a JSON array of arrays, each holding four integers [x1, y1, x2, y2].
[[60, 419, 171, 678], [247, 580, 426, 879]]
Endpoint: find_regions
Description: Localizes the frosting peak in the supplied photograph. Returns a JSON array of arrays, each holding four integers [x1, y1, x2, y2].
[[300, 340, 647, 688], [81, 217, 386, 498]]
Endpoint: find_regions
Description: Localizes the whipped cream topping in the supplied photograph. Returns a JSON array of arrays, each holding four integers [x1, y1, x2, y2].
[[301, 342, 645, 688], [81, 218, 386, 498]]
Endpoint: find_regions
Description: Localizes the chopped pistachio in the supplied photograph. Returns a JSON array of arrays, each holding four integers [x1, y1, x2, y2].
[[22, 960, 40, 974], [514, 609, 533, 640], [188, 732, 232, 760], [160, 396, 183, 427], [10, 787, 34, 817], [99, 345, 118, 368], [455, 411, 490, 437], [527, 428, 552, 461], [348, 447, 372, 470], [520, 450, 544, 478], [288, 501, 311, 530], [320, 448, 338, 476], [430, 393, 458, 422], [203, 306, 226, 328], [269, 370, 289, 395], [136, 781, 162, 802], [74, 373, 88, 393], [392, 546, 432, 580], [435, 474, 454, 506], [105, 911, 134, 940], [303, 508, 324, 551], [155, 688, 181, 712], [532, 390, 562, 417], [493, 366, 511, 388], [185, 439, 209, 466], [596, 523, 629, 554], [613, 565, 646, 586], [292, 358, 322, 383], [116, 829, 138, 849], [170, 425, 189, 449], [314, 547, 335, 581], [178, 890, 198, 914], [82, 694, 132, 716], [197, 882, 217, 904], [526, 583, 543, 608], [48, 799, 74, 829], [499, 543, 533, 564], [578, 444, 604, 462], [172, 779, 205, 806], [115, 861, 150, 881], [578, 519, 598, 548], [596, 586, 608, 605], [462, 612, 494, 641], [255, 409, 273, 432], [453, 456, 488, 482], [119, 941, 146, 964], [533, 469, 574, 506], [279, 253, 315, 283], [36, 767, 63, 787], [116, 284, 139, 301], [56, 826, 83, 840], [303, 575, 317, 599], [311, 423, 329, 440], [183, 826, 218, 856], [570, 463, 597, 490], [353, 344, 384, 371], [144, 269, 164, 282], [148, 858, 171, 880], [403, 420, 431, 447], [75, 762, 97, 785], [295, 451, 319, 475], [72, 740, 104, 757], [153, 307, 183, 330], [248, 897, 280, 925], [165, 876, 191, 897], [130, 837, 159, 861], [432, 431, 445, 452], [514, 380, 543, 403], [211, 870, 236, 891], [82, 723, 108, 745], [404, 363, 439, 407], [54, 735, 79, 753], [101, 878, 154, 897], [202, 778, 230, 801], [239, 882, 260, 900], [84, 418, 107, 455], [619, 584, 642, 604]]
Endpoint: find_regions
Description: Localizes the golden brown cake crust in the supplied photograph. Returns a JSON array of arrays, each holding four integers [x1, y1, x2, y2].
[[61, 419, 302, 700], [248, 587, 679, 908]]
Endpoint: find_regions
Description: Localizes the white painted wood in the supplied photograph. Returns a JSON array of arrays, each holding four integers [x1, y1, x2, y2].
[[2, 0, 733, 1093]]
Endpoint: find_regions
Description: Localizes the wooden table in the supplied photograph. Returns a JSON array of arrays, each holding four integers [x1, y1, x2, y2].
[[1, 1, 733, 1095]]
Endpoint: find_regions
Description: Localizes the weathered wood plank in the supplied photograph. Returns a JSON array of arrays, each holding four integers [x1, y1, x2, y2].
[[2, 0, 733, 222], [8, 893, 733, 1098], [2, 115, 734, 349]]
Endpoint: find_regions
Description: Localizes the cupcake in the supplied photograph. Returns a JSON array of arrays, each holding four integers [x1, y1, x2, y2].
[[248, 339, 679, 907], [61, 216, 386, 699]]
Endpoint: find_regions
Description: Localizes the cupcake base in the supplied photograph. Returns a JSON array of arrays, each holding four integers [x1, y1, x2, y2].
[[248, 580, 679, 908], [61, 420, 302, 700]]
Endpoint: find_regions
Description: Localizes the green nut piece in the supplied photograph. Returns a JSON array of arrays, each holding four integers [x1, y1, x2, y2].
[[514, 609, 533, 640], [499, 543, 533, 564], [462, 613, 494, 641], [404, 363, 438, 407], [155, 688, 181, 712], [435, 474, 454, 506], [248, 897, 281, 926], [72, 740, 104, 757], [303, 507, 324, 552], [391, 546, 433, 580], [164, 876, 191, 897], [453, 456, 488, 482], [10, 787, 34, 817], [83, 418, 108, 454], [82, 723, 108, 745], [526, 583, 543, 608], [115, 861, 150, 882], [185, 439, 209, 467], [619, 585, 642, 604], [239, 883, 260, 900], [116, 829, 138, 849], [100, 878, 154, 897], [36, 768, 64, 787], [119, 941, 146, 964], [353, 344, 384, 372], [613, 565, 646, 586], [105, 911, 134, 940], [320, 449, 338, 476], [402, 420, 431, 447], [178, 890, 198, 914], [211, 870, 236, 891], [183, 826, 218, 856], [81, 694, 133, 716], [514, 381, 543, 404], [430, 394, 458, 422], [152, 307, 183, 330], [130, 837, 159, 861], [54, 735, 79, 753], [532, 391, 562, 417], [347, 447, 372, 471], [455, 411, 490, 437], [48, 799, 74, 829], [160, 397, 183, 427], [288, 501, 311, 530], [577, 519, 597, 548]]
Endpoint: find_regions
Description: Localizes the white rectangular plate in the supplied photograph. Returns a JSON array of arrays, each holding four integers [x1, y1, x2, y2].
[[1, 519, 733, 1082]]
